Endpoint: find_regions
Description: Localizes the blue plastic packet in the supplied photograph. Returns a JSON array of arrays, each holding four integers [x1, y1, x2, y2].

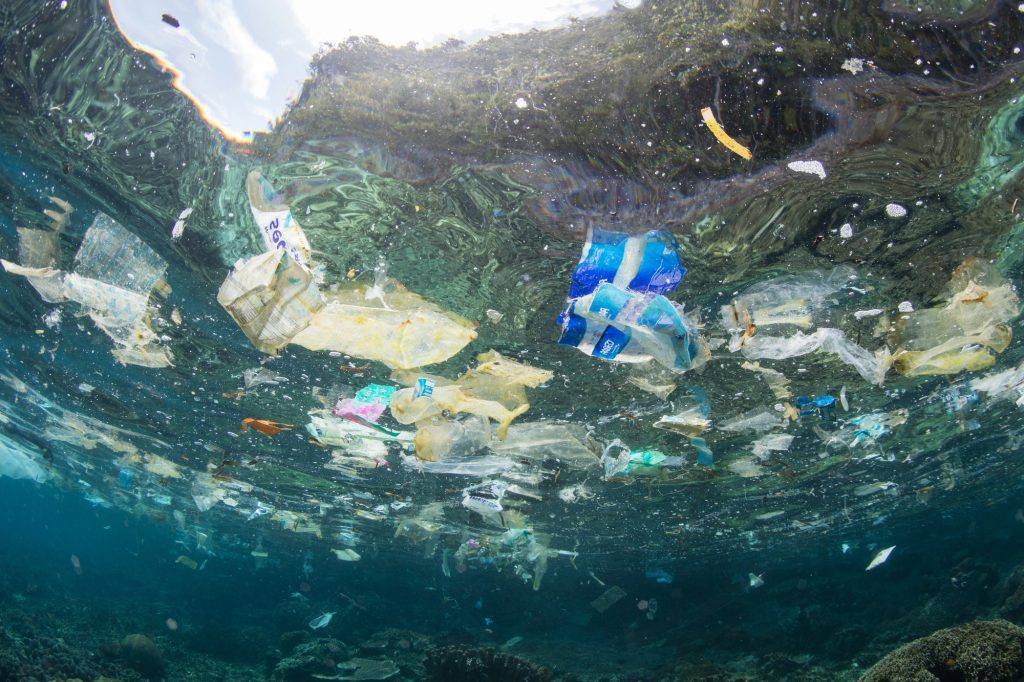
[[557, 227, 703, 370], [796, 395, 836, 418], [559, 283, 704, 369], [566, 227, 685, 301]]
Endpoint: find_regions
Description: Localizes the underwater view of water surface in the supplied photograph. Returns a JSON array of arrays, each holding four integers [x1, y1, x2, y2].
[[6, 0, 1024, 680]]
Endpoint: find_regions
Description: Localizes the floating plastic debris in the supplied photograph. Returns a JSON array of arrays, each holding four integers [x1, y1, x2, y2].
[[891, 259, 1019, 376], [247, 171, 312, 267], [841, 57, 865, 74], [391, 351, 552, 451], [308, 611, 335, 629], [170, 207, 192, 240], [2, 211, 172, 367], [749, 573, 765, 588], [590, 585, 627, 613], [787, 160, 827, 179], [241, 418, 293, 437], [866, 545, 896, 570], [885, 203, 908, 218], [557, 227, 707, 371], [700, 107, 752, 159], [740, 328, 891, 386], [331, 548, 361, 562], [175, 555, 198, 570]]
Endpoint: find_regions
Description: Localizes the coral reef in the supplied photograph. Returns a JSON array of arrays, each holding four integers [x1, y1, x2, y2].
[[272, 638, 353, 682], [424, 645, 553, 682], [0, 625, 142, 682], [118, 634, 164, 680], [859, 619, 1024, 682]]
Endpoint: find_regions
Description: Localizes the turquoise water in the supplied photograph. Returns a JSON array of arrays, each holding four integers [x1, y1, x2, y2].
[[3, 1, 1024, 680]]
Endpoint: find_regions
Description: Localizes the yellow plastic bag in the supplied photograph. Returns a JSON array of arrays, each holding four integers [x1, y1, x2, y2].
[[392, 351, 553, 453], [891, 259, 1019, 376], [291, 279, 477, 370]]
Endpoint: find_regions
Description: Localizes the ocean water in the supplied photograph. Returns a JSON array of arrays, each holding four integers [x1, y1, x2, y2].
[[2, 1, 1024, 681]]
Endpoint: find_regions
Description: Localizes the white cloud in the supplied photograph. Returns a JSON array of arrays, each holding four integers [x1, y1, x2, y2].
[[196, 0, 278, 100], [289, 0, 613, 49]]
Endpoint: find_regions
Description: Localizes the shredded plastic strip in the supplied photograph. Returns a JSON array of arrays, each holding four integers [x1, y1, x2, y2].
[[700, 107, 752, 160]]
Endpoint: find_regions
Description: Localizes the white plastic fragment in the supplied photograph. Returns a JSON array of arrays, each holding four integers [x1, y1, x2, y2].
[[885, 203, 908, 218], [972, 360, 1024, 407], [787, 160, 827, 179], [897, 301, 914, 313], [750, 433, 794, 458], [841, 58, 865, 74], [866, 545, 895, 570], [854, 309, 883, 319], [331, 548, 361, 562], [171, 207, 192, 240], [749, 573, 765, 588], [308, 612, 335, 629], [839, 223, 854, 239]]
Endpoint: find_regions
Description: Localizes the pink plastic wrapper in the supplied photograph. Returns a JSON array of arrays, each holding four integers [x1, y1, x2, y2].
[[332, 399, 387, 423]]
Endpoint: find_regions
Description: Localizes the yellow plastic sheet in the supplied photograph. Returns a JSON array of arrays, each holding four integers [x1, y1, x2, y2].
[[291, 280, 477, 370], [891, 259, 1019, 376], [391, 351, 553, 458]]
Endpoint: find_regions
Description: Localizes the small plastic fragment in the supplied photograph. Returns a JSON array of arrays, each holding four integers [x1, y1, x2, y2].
[[972, 359, 1024, 406], [331, 548, 361, 562], [308, 612, 335, 629], [414, 416, 492, 462], [333, 384, 396, 423], [721, 267, 853, 350], [750, 433, 794, 458], [866, 545, 895, 570], [241, 418, 293, 437], [171, 207, 192, 240], [627, 362, 678, 399], [654, 407, 711, 436], [591, 585, 627, 613], [795, 395, 836, 419], [787, 160, 827, 179], [741, 361, 793, 399], [700, 107, 752, 160], [885, 203, 907, 218], [718, 407, 781, 433], [175, 555, 198, 570]]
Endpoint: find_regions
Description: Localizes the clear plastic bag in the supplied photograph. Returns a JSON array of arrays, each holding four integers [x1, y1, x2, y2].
[[217, 249, 325, 354], [891, 259, 1019, 376], [391, 351, 552, 440], [291, 281, 477, 369], [741, 328, 891, 385]]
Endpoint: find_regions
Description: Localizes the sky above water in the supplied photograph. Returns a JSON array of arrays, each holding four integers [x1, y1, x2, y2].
[[108, 0, 619, 140]]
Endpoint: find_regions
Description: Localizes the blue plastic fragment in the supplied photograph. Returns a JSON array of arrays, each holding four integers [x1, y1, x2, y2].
[[556, 227, 700, 368], [645, 568, 674, 584], [796, 395, 836, 418], [691, 436, 714, 466]]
